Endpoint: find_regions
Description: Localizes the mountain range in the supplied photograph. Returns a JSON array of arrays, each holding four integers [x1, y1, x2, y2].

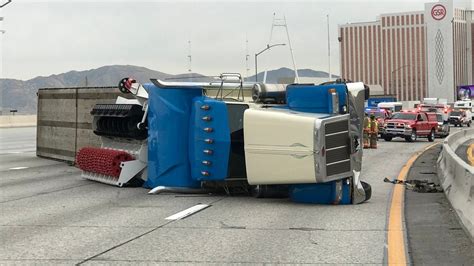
[[0, 65, 337, 114]]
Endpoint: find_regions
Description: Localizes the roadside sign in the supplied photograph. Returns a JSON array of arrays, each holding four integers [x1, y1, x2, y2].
[[431, 4, 446, 21]]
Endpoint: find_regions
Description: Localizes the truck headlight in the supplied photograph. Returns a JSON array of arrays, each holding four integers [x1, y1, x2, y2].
[[405, 124, 412, 129]]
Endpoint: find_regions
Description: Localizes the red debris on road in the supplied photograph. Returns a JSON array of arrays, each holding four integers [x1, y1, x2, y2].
[[76, 147, 133, 178]]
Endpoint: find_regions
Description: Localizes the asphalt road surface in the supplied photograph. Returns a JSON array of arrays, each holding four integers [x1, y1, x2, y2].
[[0, 126, 462, 265], [405, 144, 474, 265]]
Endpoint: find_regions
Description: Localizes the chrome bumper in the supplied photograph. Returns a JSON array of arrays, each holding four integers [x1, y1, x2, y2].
[[383, 128, 412, 136]]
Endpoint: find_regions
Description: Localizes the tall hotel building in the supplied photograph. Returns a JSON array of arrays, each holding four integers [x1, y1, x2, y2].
[[338, 0, 473, 102]]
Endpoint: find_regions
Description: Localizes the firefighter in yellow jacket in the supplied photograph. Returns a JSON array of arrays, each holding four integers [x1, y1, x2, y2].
[[363, 113, 370, 149], [368, 114, 378, 149]]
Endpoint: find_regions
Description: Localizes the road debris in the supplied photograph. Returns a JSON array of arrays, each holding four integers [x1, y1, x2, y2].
[[383, 177, 443, 193]]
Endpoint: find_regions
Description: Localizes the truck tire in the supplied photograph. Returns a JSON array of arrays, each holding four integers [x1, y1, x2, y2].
[[405, 129, 417, 142], [384, 136, 392, 141], [468, 122, 471, 127], [428, 129, 435, 142], [251, 185, 288, 198], [361, 181, 372, 202], [443, 128, 450, 138]]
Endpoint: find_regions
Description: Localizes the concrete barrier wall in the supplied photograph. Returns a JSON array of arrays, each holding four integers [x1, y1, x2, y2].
[[437, 128, 474, 242], [36, 87, 131, 162], [0, 115, 37, 128]]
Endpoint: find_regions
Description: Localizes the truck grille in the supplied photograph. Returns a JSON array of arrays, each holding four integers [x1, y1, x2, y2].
[[324, 119, 351, 177], [386, 122, 405, 129]]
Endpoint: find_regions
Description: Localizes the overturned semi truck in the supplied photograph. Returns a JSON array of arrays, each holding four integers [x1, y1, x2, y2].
[[76, 75, 372, 204]]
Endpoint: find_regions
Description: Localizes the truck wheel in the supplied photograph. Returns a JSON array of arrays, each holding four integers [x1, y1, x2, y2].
[[384, 136, 392, 141], [118, 77, 132, 94], [468, 122, 471, 127], [406, 129, 417, 142], [428, 129, 435, 142], [361, 181, 372, 202], [251, 185, 288, 198]]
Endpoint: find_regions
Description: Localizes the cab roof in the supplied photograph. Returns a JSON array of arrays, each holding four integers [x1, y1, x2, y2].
[[399, 109, 436, 115]]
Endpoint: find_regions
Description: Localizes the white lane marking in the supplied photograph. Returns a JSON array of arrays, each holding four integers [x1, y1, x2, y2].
[[0, 150, 36, 155], [165, 204, 210, 220], [9, 167, 29, 170]]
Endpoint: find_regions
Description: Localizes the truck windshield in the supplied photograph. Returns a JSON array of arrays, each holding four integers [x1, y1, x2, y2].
[[391, 113, 416, 120], [436, 114, 443, 122], [370, 111, 385, 118], [450, 111, 461, 116], [421, 107, 438, 112]]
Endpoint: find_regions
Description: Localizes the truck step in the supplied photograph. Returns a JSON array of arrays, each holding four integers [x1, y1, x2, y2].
[[91, 104, 147, 140]]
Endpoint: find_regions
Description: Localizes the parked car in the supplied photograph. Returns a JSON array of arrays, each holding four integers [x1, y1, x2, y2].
[[381, 110, 438, 142], [449, 109, 472, 127], [435, 113, 450, 138]]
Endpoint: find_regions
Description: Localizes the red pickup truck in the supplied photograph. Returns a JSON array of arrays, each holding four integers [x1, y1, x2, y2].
[[381, 111, 438, 142]]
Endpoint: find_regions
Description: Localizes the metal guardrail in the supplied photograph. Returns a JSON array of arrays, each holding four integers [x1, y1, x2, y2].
[[437, 128, 474, 242]]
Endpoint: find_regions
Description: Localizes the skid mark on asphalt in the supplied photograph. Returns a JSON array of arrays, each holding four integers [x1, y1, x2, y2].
[[75, 197, 227, 265], [0, 183, 92, 204]]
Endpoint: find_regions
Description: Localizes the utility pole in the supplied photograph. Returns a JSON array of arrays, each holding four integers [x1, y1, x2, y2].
[[187, 40, 192, 73], [327, 14, 331, 81], [245, 37, 250, 80], [269, 13, 299, 83], [0, 0, 12, 115]]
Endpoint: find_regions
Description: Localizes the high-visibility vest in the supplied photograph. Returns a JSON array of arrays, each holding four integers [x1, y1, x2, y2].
[[364, 117, 370, 131], [369, 120, 378, 133]]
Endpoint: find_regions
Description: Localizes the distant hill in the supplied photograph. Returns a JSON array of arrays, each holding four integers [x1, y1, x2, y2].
[[0, 65, 338, 114], [0, 65, 208, 114], [247, 67, 339, 83]]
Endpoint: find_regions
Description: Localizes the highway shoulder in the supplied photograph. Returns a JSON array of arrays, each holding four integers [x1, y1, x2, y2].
[[405, 144, 474, 265]]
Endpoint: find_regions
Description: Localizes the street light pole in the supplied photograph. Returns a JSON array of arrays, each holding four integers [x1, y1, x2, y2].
[[0, 0, 11, 8], [255, 43, 286, 83], [390, 65, 410, 99], [0, 0, 12, 116]]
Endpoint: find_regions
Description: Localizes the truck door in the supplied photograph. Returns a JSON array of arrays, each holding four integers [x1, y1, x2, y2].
[[419, 113, 428, 133]]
